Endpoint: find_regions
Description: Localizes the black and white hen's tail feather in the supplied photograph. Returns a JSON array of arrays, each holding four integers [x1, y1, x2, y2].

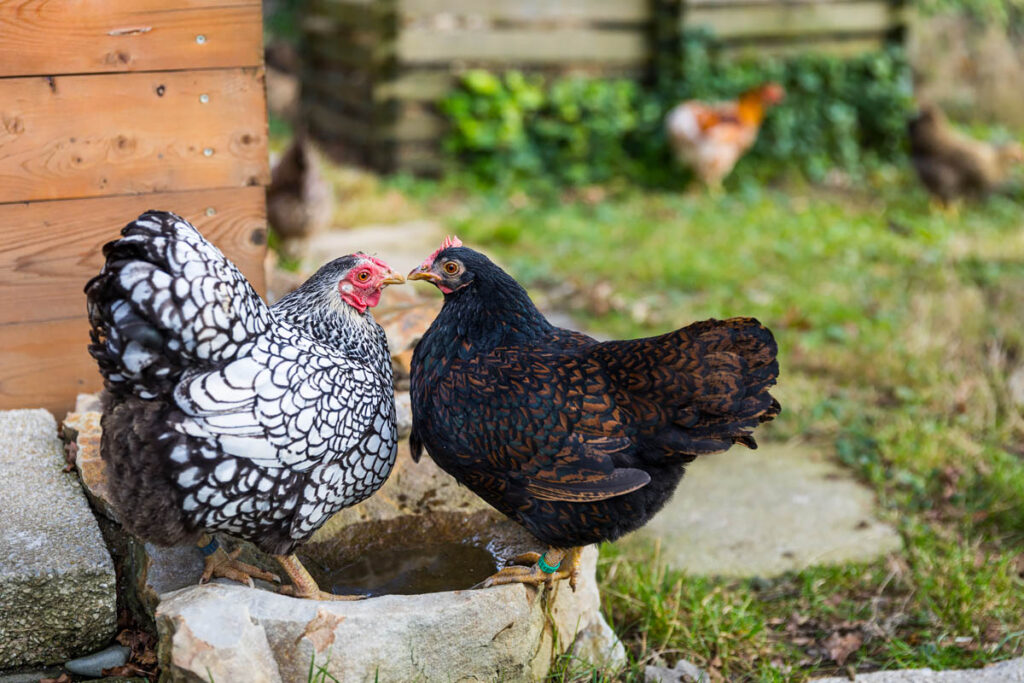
[[86, 211, 270, 399]]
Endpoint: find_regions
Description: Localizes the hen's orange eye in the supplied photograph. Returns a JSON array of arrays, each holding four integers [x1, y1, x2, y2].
[[357, 271, 370, 282], [443, 261, 459, 275]]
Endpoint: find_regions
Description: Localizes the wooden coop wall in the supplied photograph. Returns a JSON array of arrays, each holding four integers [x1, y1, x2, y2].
[[301, 0, 908, 174], [0, 0, 271, 416]]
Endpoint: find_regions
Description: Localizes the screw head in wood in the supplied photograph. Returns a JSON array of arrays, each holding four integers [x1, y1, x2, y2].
[[206, 207, 216, 216], [203, 147, 214, 157], [199, 94, 210, 104], [195, 34, 206, 44]]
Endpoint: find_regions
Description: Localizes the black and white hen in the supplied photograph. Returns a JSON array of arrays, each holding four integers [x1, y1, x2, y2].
[[86, 211, 404, 599]]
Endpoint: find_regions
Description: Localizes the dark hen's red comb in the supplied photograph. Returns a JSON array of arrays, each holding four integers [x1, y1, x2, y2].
[[419, 235, 462, 270]]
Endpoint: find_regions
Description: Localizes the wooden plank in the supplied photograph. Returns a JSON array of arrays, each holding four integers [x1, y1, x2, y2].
[[686, 1, 902, 39], [723, 35, 888, 57], [307, 0, 393, 31], [0, 186, 268, 328], [0, 316, 104, 416], [308, 36, 395, 69], [400, 0, 649, 22], [382, 108, 445, 142], [305, 102, 374, 141], [688, 0, 895, 5], [0, 68, 270, 204], [380, 70, 453, 101], [397, 27, 648, 64], [0, 186, 268, 415], [0, 0, 262, 78]]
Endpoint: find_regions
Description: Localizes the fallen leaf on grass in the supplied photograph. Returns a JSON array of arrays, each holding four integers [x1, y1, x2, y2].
[[40, 675, 72, 683], [823, 630, 863, 666]]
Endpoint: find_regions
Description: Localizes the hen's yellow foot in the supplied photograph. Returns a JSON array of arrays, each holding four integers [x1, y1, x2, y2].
[[198, 536, 281, 587], [273, 553, 366, 601]]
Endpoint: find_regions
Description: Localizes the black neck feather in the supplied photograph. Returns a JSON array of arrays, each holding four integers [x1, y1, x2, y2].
[[430, 266, 553, 357]]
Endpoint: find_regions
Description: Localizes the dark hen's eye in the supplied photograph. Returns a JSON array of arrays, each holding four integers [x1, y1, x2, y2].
[[443, 261, 460, 275], [357, 271, 370, 282]]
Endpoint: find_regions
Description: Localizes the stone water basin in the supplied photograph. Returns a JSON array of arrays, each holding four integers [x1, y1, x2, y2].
[[63, 406, 625, 682], [298, 511, 522, 598], [157, 465, 624, 682]]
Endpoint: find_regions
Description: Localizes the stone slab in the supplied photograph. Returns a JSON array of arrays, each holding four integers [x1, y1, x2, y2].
[[307, 219, 444, 277], [157, 545, 621, 683], [0, 409, 117, 668], [813, 657, 1024, 682], [620, 443, 902, 577]]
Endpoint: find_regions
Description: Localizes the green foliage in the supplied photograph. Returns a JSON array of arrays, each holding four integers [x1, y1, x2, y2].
[[440, 32, 913, 190], [441, 71, 642, 188], [916, 0, 1024, 29], [264, 0, 305, 44]]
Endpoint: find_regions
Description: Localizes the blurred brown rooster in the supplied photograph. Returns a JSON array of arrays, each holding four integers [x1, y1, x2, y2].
[[909, 104, 1024, 206], [665, 83, 785, 190], [409, 240, 780, 589]]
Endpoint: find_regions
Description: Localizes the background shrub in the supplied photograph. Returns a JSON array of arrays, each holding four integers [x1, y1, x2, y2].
[[440, 31, 914, 190]]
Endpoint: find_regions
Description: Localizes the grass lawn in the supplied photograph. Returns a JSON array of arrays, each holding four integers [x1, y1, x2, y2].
[[378, 169, 1024, 681]]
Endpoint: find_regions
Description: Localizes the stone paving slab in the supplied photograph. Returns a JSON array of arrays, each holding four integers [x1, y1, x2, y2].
[[307, 219, 444, 275], [0, 409, 117, 668], [620, 443, 902, 577], [813, 657, 1024, 682]]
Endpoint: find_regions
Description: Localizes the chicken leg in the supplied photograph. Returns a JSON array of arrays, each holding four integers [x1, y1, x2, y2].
[[480, 546, 583, 591], [198, 534, 281, 587], [274, 554, 365, 601]]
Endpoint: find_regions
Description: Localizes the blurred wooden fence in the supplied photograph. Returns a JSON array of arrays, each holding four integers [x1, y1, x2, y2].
[[301, 0, 908, 173], [0, 0, 270, 416]]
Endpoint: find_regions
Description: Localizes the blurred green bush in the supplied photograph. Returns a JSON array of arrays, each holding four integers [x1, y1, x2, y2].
[[439, 31, 914, 189]]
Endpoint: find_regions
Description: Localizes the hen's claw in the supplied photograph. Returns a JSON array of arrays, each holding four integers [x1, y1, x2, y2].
[[277, 585, 366, 601], [200, 546, 281, 587], [481, 547, 582, 591]]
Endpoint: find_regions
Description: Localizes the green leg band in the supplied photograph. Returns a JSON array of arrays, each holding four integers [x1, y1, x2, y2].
[[538, 553, 561, 574]]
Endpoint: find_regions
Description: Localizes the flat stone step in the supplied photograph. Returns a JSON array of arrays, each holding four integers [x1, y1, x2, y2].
[[0, 409, 117, 669], [812, 657, 1024, 682], [620, 443, 902, 577]]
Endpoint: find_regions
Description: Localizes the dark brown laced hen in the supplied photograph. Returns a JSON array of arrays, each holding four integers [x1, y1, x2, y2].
[[86, 211, 404, 600], [409, 240, 780, 589]]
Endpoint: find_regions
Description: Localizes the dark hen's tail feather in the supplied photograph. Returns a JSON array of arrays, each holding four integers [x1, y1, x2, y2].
[[666, 317, 779, 454], [599, 316, 780, 459]]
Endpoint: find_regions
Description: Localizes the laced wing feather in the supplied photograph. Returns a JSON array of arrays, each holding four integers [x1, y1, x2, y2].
[[523, 433, 650, 502], [174, 331, 387, 471], [87, 211, 271, 397]]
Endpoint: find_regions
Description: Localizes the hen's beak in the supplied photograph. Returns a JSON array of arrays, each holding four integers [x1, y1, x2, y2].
[[408, 266, 441, 284], [381, 270, 405, 286]]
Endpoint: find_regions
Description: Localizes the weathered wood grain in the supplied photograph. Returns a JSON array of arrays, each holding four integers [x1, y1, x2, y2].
[[399, 0, 649, 22], [0, 316, 103, 416], [0, 68, 270, 204], [398, 28, 648, 64], [687, 1, 902, 39], [0, 0, 262, 78], [723, 35, 889, 57], [0, 186, 268, 327], [0, 187, 268, 415]]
